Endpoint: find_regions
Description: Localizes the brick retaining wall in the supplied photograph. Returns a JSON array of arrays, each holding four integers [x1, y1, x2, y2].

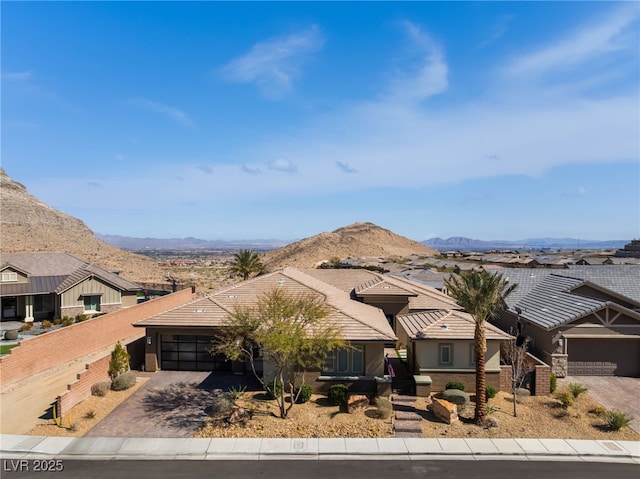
[[0, 288, 195, 391], [56, 354, 111, 417]]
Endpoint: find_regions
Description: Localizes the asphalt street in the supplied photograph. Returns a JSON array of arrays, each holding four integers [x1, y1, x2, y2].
[[2, 460, 638, 479]]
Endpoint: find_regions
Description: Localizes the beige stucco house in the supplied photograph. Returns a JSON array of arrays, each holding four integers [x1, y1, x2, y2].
[[134, 267, 397, 394]]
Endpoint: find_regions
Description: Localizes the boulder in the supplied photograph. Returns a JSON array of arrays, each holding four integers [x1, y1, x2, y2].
[[228, 407, 250, 424], [432, 397, 458, 424], [348, 395, 369, 413]]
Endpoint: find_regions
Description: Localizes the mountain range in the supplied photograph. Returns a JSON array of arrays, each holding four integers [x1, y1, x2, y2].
[[422, 236, 627, 251]]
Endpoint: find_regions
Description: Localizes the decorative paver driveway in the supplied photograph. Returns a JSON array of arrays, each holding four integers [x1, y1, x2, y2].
[[561, 376, 640, 434], [86, 371, 261, 438]]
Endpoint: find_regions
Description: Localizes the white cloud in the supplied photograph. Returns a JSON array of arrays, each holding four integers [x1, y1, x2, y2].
[[2, 70, 33, 81], [241, 164, 262, 175], [220, 25, 324, 98], [504, 3, 639, 78], [130, 98, 192, 125], [562, 186, 587, 198], [197, 164, 213, 174], [479, 15, 514, 47], [268, 158, 297, 173], [386, 21, 448, 103]]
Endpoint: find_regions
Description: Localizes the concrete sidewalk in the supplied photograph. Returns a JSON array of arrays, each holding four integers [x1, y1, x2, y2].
[[1, 435, 638, 463]]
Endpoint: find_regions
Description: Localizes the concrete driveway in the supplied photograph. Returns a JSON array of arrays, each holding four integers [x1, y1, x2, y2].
[[86, 371, 261, 438], [561, 376, 640, 434]]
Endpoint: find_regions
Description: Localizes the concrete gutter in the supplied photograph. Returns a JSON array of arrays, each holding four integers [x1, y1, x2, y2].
[[1, 435, 639, 463]]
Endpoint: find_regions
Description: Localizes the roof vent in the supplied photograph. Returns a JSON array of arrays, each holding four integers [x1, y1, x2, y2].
[[382, 285, 391, 289], [194, 309, 206, 313], [441, 323, 449, 329], [278, 278, 285, 285], [227, 295, 237, 299]]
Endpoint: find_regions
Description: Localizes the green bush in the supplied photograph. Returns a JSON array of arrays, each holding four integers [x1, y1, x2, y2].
[[442, 388, 470, 406], [445, 381, 465, 391], [53, 318, 62, 326], [294, 384, 313, 404], [568, 382, 588, 398], [557, 391, 574, 408], [61, 318, 74, 327], [550, 372, 557, 393], [41, 320, 53, 330], [604, 410, 633, 431], [485, 385, 497, 400], [91, 381, 111, 397], [20, 322, 33, 331], [75, 314, 88, 322], [328, 384, 349, 406], [111, 371, 137, 391], [207, 394, 234, 418], [228, 385, 247, 401]]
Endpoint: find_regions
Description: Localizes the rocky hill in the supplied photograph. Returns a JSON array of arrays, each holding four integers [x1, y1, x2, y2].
[[262, 222, 438, 269], [0, 168, 168, 284]]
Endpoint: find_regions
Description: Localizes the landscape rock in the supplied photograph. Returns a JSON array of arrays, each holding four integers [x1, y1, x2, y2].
[[348, 395, 370, 413], [228, 407, 250, 424], [432, 397, 458, 424]]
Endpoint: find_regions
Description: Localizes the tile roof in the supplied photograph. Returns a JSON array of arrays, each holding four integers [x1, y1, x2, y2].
[[303, 268, 461, 311], [496, 267, 640, 330], [135, 267, 397, 342], [397, 310, 513, 341]]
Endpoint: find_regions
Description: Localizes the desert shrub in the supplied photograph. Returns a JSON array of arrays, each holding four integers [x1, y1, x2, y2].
[[328, 384, 349, 406], [111, 371, 137, 391], [41, 320, 53, 330], [368, 397, 393, 420], [84, 410, 96, 419], [20, 322, 33, 331], [550, 372, 557, 393], [75, 314, 88, 322], [485, 385, 497, 400], [265, 380, 282, 400], [91, 381, 111, 397], [568, 382, 587, 398], [604, 410, 633, 431], [486, 405, 497, 415], [61, 318, 74, 327], [228, 385, 247, 401], [108, 342, 130, 380], [589, 406, 606, 417], [442, 388, 470, 406], [557, 391, 574, 408], [445, 381, 465, 391], [207, 394, 234, 418], [53, 318, 62, 326], [294, 384, 313, 404]]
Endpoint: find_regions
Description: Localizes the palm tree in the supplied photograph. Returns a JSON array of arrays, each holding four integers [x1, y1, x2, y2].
[[230, 249, 264, 281], [445, 269, 516, 425]]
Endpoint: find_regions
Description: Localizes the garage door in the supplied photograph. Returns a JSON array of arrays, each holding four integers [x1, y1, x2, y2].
[[160, 334, 231, 371], [568, 339, 640, 376]]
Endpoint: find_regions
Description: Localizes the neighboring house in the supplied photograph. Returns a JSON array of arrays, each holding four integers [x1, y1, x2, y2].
[[134, 267, 397, 394], [0, 252, 142, 322], [396, 309, 513, 392], [492, 266, 640, 377]]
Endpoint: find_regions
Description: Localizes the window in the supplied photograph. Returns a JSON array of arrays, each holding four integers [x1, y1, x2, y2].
[[469, 344, 476, 366], [439, 344, 453, 365], [323, 346, 365, 375], [1, 271, 17, 282], [83, 295, 101, 312]]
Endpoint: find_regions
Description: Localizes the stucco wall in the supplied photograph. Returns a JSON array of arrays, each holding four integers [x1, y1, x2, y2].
[[415, 340, 502, 371]]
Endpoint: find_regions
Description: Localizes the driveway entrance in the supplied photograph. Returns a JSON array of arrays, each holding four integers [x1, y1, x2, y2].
[[561, 376, 640, 434], [86, 371, 261, 438]]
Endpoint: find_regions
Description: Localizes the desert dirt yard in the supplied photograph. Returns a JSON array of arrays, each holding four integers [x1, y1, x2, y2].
[[26, 375, 640, 441]]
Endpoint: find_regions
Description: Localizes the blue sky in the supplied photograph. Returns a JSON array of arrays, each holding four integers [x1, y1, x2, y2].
[[2, 1, 639, 241]]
